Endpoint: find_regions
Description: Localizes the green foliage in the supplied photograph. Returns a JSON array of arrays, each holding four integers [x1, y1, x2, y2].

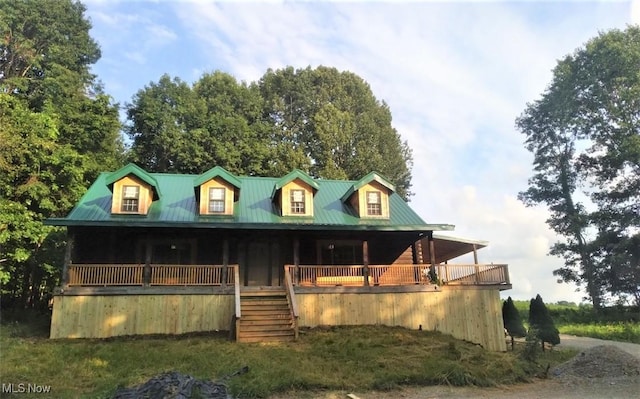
[[0, 0, 122, 308], [502, 297, 527, 350], [0, 0, 100, 107], [126, 66, 414, 199], [521, 328, 541, 363], [259, 66, 413, 199], [0, 322, 574, 398], [516, 26, 640, 308], [528, 295, 560, 350], [512, 299, 640, 343], [559, 322, 640, 344], [127, 72, 270, 176]]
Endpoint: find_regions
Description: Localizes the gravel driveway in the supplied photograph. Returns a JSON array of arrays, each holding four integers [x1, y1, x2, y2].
[[270, 335, 640, 399], [556, 334, 640, 358]]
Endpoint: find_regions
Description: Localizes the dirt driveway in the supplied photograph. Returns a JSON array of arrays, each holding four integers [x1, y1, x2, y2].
[[270, 335, 640, 399]]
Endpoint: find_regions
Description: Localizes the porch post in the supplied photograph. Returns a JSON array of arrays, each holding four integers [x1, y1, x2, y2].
[[144, 236, 152, 286], [293, 236, 300, 284], [221, 238, 229, 288], [428, 231, 437, 282], [472, 244, 479, 264], [362, 240, 370, 286], [61, 230, 74, 288]]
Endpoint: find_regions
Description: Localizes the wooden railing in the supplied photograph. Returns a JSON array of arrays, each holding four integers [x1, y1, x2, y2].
[[149, 265, 234, 286], [66, 264, 236, 287], [234, 264, 241, 341], [68, 264, 145, 286], [285, 264, 509, 287], [284, 266, 299, 340], [437, 264, 510, 285]]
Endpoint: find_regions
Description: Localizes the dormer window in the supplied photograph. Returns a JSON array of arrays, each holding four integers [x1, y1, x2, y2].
[[341, 172, 395, 219], [208, 187, 226, 213], [121, 185, 140, 213], [366, 191, 382, 216], [290, 189, 306, 214], [273, 169, 319, 217]]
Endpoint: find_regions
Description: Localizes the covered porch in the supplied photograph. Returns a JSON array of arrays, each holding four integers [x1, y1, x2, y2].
[[60, 226, 510, 290]]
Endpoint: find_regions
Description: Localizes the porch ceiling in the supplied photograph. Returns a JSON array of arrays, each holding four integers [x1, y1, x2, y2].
[[423, 233, 489, 264]]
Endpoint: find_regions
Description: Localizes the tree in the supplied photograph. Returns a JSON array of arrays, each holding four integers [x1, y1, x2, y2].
[[0, 0, 122, 308], [517, 26, 640, 308], [502, 297, 527, 350], [528, 294, 560, 351], [127, 66, 414, 199], [258, 66, 413, 198], [127, 72, 272, 175], [0, 0, 100, 107]]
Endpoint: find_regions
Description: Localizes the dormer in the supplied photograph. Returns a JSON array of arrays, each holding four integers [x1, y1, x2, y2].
[[272, 170, 319, 217], [341, 172, 395, 219], [105, 164, 161, 215], [193, 166, 241, 216]]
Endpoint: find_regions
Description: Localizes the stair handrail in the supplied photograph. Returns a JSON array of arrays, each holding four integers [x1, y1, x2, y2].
[[234, 264, 241, 341], [284, 266, 299, 340]]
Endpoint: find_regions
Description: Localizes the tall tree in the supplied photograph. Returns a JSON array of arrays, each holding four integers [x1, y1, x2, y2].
[[0, 0, 122, 308], [127, 72, 271, 175], [517, 26, 640, 308], [127, 66, 414, 199], [258, 66, 413, 198]]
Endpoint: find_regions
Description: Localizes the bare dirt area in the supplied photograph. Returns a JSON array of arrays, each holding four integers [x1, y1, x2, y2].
[[270, 336, 640, 399]]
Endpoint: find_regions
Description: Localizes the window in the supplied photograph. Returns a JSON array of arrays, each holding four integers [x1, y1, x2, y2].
[[290, 189, 305, 214], [208, 187, 226, 213], [366, 191, 382, 215], [121, 185, 140, 213]]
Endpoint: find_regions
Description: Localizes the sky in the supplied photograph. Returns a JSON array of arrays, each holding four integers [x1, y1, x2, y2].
[[83, 0, 638, 305]]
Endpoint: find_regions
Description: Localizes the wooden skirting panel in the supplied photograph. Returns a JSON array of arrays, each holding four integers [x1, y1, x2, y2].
[[50, 294, 234, 339], [296, 289, 506, 351]]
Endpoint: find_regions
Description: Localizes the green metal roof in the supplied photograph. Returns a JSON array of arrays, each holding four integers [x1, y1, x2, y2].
[[193, 166, 241, 189], [340, 171, 395, 202], [104, 163, 161, 199], [47, 169, 454, 232]]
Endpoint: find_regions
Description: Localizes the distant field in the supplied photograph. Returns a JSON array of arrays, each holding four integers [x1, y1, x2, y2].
[[512, 300, 640, 344]]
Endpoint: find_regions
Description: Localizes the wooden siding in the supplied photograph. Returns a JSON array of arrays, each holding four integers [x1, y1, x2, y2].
[[392, 245, 415, 265], [281, 179, 314, 217], [49, 288, 506, 351], [295, 288, 506, 351], [198, 177, 235, 215], [111, 175, 153, 215], [50, 294, 234, 339], [351, 181, 390, 219]]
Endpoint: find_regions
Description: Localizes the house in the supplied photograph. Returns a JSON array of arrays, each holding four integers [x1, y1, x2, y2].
[[47, 164, 511, 350]]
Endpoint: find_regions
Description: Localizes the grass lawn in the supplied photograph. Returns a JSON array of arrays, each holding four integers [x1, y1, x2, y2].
[[0, 314, 576, 399]]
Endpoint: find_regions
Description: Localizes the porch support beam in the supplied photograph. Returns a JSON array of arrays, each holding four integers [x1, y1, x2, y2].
[[428, 231, 436, 266], [222, 238, 229, 288], [472, 244, 479, 264], [428, 231, 436, 282], [143, 236, 152, 286], [362, 240, 370, 286], [293, 236, 300, 285], [61, 231, 74, 288]]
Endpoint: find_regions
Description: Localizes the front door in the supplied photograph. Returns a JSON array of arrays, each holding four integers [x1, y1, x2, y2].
[[246, 240, 271, 286]]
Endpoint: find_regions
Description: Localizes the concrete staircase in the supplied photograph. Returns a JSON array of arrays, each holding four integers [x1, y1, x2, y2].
[[237, 288, 296, 343]]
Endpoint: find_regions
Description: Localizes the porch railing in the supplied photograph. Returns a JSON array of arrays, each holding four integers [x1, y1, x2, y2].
[[67, 264, 145, 286], [66, 264, 236, 287], [285, 264, 509, 287], [436, 264, 510, 285]]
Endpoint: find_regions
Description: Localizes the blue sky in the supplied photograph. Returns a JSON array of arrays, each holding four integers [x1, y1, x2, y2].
[[84, 0, 637, 304]]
